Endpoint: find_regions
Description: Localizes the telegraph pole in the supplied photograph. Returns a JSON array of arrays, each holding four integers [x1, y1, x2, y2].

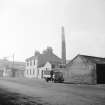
[[13, 53, 15, 65], [12, 53, 15, 77]]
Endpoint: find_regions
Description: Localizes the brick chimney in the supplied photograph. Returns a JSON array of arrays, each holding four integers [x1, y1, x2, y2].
[[61, 26, 66, 65]]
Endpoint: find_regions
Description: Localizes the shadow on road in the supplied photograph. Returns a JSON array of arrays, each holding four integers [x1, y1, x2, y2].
[[0, 88, 48, 105]]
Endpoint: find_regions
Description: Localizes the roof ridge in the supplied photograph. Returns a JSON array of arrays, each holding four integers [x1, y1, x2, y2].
[[79, 54, 105, 59]]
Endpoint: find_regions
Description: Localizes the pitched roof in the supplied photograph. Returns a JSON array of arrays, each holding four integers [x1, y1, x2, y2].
[[79, 55, 105, 64], [67, 54, 105, 66], [25, 56, 35, 61], [26, 52, 62, 67], [37, 52, 62, 67]]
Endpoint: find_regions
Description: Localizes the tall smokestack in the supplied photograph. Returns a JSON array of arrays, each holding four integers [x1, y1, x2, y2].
[[61, 26, 66, 65]]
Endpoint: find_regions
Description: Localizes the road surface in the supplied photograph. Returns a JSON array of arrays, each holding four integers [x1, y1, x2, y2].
[[0, 78, 105, 105]]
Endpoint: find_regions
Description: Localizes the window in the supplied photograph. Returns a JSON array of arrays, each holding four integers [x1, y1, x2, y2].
[[30, 61, 32, 66], [52, 64, 55, 68], [30, 69, 31, 75], [33, 69, 34, 74], [27, 62, 29, 66], [27, 69, 28, 74], [44, 70, 50, 75], [34, 60, 35, 65], [37, 69, 39, 75]]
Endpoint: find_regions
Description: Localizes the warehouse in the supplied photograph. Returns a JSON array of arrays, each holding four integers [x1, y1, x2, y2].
[[65, 55, 105, 84]]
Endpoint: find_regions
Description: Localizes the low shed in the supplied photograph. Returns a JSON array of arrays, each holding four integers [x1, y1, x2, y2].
[[65, 55, 105, 84]]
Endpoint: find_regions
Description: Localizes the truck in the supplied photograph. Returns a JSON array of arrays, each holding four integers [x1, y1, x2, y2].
[[44, 71, 64, 83], [53, 71, 64, 83]]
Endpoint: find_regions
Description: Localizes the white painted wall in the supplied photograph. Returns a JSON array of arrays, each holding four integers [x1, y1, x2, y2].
[[25, 58, 38, 78]]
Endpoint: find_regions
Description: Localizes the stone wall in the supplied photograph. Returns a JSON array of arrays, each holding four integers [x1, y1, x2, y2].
[[65, 56, 96, 84]]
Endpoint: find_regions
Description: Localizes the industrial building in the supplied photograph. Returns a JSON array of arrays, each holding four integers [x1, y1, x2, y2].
[[0, 59, 25, 77], [65, 55, 105, 84]]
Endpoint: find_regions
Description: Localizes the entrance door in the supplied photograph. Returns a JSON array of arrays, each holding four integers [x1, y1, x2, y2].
[[96, 64, 105, 84], [41, 70, 43, 78], [12, 69, 16, 77]]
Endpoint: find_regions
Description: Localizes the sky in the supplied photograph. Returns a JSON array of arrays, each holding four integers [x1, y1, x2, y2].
[[0, 0, 105, 61]]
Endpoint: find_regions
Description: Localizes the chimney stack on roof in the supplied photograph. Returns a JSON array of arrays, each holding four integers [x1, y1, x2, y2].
[[34, 50, 40, 57]]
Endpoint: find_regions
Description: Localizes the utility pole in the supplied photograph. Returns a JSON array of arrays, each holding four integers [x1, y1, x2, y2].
[[13, 53, 15, 65], [12, 53, 15, 77]]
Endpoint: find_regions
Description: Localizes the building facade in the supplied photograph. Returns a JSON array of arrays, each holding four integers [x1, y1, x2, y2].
[[25, 56, 38, 78], [65, 54, 105, 84], [25, 47, 62, 79], [0, 59, 25, 78], [25, 26, 67, 79]]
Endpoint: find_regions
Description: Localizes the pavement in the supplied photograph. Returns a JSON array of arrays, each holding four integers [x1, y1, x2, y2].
[[0, 78, 105, 105]]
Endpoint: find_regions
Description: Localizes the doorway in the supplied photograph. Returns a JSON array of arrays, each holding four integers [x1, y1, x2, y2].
[[96, 64, 105, 84]]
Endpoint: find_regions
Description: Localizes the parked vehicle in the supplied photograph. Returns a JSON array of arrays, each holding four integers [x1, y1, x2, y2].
[[54, 71, 64, 83], [44, 71, 64, 83]]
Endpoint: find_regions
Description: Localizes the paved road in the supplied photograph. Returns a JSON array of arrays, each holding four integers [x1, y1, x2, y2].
[[0, 78, 105, 105]]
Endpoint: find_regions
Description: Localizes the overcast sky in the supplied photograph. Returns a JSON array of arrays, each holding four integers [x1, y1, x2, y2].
[[0, 0, 105, 61]]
